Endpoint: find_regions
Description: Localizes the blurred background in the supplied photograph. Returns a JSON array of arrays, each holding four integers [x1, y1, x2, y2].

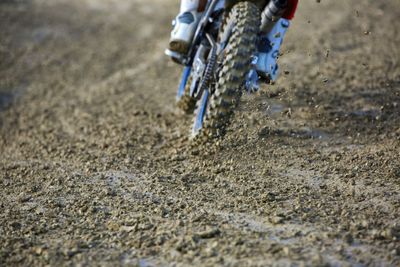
[[1, 0, 399, 266]]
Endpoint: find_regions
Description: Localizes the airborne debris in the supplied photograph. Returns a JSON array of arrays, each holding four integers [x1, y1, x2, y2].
[[325, 49, 330, 59]]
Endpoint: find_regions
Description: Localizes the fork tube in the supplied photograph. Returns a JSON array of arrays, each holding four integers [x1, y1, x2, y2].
[[190, 0, 220, 61], [177, 66, 192, 100], [202, 0, 220, 24]]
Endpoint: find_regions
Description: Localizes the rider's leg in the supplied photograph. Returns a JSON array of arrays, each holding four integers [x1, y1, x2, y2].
[[169, 0, 208, 54]]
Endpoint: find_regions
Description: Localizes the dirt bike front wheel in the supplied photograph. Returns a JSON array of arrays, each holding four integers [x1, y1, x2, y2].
[[191, 1, 260, 142]]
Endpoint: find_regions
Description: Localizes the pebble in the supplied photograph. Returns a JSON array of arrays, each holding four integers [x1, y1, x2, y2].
[[196, 228, 221, 239]]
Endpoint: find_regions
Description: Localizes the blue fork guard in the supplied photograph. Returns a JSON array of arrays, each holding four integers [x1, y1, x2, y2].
[[259, 18, 290, 81], [193, 89, 209, 133], [176, 66, 192, 101]]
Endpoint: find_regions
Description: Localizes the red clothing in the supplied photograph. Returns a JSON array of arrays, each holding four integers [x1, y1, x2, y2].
[[282, 0, 298, 20]]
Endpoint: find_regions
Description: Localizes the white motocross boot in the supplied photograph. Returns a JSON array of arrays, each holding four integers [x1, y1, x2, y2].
[[169, 11, 202, 55]]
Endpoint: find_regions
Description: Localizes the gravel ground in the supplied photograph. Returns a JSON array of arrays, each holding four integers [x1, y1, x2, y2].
[[1, 0, 399, 266]]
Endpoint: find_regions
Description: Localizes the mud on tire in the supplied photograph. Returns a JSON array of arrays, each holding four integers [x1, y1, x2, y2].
[[191, 1, 260, 142]]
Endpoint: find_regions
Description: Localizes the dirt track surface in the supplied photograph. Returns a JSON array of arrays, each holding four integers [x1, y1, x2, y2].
[[1, 0, 400, 266]]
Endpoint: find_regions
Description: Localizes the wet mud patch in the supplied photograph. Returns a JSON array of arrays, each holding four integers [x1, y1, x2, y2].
[[0, 92, 15, 112], [293, 79, 400, 139], [258, 126, 331, 140], [0, 86, 25, 125]]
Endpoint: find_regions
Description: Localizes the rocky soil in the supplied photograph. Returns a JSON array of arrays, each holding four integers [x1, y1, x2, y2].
[[1, 0, 399, 266]]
